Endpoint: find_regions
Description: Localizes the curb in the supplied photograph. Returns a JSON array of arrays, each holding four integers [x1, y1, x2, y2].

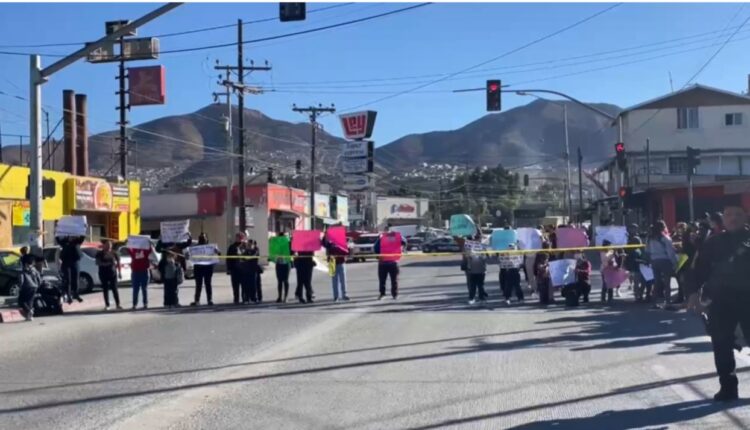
[[0, 294, 106, 323], [0, 309, 26, 323]]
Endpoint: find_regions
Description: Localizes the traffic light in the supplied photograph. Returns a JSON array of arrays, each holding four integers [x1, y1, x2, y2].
[[523, 174, 529, 187], [687, 146, 701, 177], [295, 159, 302, 174], [280, 3, 306, 22], [486, 79, 501, 112], [614, 142, 626, 171]]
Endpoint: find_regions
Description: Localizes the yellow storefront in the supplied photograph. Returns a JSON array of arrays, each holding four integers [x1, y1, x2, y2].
[[0, 163, 140, 248]]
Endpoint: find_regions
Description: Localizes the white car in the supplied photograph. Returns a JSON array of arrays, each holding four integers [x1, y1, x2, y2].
[[349, 234, 380, 262], [43, 245, 132, 294]]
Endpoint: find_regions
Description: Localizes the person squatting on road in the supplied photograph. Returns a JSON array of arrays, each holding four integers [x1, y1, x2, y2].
[[271, 231, 292, 303], [374, 225, 405, 300], [95, 239, 122, 310], [128, 241, 157, 310], [17, 254, 42, 321], [463, 243, 487, 305], [56, 234, 85, 304], [226, 232, 245, 305], [159, 248, 184, 308], [499, 244, 524, 305], [323, 234, 350, 302], [688, 204, 750, 402], [646, 220, 679, 309], [189, 233, 220, 306]]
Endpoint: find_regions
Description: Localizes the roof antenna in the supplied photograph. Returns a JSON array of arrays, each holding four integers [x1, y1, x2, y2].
[[668, 71, 675, 92]]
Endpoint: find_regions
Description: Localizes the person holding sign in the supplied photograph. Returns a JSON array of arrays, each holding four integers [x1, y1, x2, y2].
[[189, 233, 220, 306], [127, 237, 157, 310], [269, 232, 293, 303], [498, 243, 524, 305], [158, 248, 184, 308], [374, 225, 405, 300], [323, 229, 350, 303], [574, 252, 592, 304], [56, 234, 85, 304], [95, 240, 122, 311], [463, 241, 488, 305], [534, 242, 553, 305]]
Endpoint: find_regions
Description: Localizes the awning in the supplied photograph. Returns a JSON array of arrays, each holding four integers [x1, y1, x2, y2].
[[272, 208, 304, 218]]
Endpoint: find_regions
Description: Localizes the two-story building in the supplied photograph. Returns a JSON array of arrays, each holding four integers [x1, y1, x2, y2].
[[592, 83, 750, 227]]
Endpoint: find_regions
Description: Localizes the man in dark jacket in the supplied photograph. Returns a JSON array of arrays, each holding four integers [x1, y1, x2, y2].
[[18, 254, 42, 321], [688, 204, 750, 402], [294, 251, 316, 304], [56, 235, 84, 304], [226, 232, 245, 305]]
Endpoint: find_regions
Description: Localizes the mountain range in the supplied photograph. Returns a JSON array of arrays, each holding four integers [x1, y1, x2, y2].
[[1, 99, 621, 188]]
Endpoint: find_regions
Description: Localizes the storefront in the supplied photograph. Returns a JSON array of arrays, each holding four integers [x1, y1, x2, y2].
[[0, 163, 141, 248], [376, 196, 429, 228]]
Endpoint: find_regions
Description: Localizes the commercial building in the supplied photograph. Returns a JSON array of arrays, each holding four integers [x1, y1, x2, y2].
[[375, 196, 429, 229], [0, 162, 141, 248]]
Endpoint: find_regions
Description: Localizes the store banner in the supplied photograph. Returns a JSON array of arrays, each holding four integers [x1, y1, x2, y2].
[[160, 220, 190, 243], [72, 178, 129, 212], [12, 201, 30, 227]]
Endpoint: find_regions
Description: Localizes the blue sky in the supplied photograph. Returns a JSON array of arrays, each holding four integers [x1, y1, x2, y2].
[[1, 2, 750, 149]]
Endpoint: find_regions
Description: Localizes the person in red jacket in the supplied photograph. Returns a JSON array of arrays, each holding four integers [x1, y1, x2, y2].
[[128, 242, 157, 310]]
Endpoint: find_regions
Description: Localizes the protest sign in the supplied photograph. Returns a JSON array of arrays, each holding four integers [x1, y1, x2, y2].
[[325, 225, 348, 253], [550, 259, 577, 287], [639, 264, 654, 282], [188, 244, 219, 265], [595, 226, 628, 246], [291, 230, 322, 252], [516, 228, 543, 250], [269, 236, 292, 262], [602, 266, 629, 288], [55, 215, 87, 237], [160, 220, 190, 243], [463, 240, 484, 252], [556, 227, 589, 249], [490, 229, 517, 251], [450, 214, 477, 238], [127, 235, 152, 250]]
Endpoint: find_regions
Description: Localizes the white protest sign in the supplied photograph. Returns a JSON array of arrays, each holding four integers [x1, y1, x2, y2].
[[160, 220, 190, 243], [639, 264, 654, 282], [550, 259, 577, 287], [127, 235, 152, 250], [595, 226, 628, 246], [55, 215, 87, 237], [516, 228, 543, 250], [463, 240, 484, 252], [188, 244, 219, 265]]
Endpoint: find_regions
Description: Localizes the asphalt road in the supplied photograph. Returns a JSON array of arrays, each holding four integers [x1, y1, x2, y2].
[[1, 257, 749, 430]]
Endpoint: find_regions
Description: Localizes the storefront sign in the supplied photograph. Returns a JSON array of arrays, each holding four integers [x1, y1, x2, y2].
[[72, 178, 130, 212], [339, 111, 377, 140], [11, 201, 30, 227], [314, 193, 330, 219]]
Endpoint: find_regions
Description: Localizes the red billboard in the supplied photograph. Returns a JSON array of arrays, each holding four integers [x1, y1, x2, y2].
[[128, 65, 165, 106], [340, 110, 377, 140]]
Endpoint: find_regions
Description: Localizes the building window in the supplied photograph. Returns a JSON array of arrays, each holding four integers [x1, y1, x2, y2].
[[669, 157, 689, 175], [725, 112, 743, 126], [677, 107, 699, 129]]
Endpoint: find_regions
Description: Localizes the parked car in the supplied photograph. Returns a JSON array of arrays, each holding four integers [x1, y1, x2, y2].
[[406, 237, 424, 251], [43, 245, 132, 294], [349, 233, 380, 262], [421, 237, 461, 253], [0, 250, 22, 296]]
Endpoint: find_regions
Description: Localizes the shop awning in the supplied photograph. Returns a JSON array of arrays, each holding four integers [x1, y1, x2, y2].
[[273, 208, 305, 218]]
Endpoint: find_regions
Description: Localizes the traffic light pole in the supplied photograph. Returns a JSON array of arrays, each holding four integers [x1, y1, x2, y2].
[[688, 172, 695, 222]]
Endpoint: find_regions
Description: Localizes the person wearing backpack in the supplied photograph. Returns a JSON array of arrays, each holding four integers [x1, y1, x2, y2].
[[646, 220, 678, 309]]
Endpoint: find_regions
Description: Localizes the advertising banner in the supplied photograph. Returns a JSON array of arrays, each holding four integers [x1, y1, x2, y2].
[[72, 178, 129, 212], [339, 111, 377, 140]]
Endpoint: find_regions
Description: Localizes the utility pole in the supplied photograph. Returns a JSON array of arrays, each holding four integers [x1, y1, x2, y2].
[[563, 104, 572, 223], [213, 85, 234, 245], [28, 3, 181, 249], [117, 35, 128, 179], [577, 146, 583, 222], [214, 20, 271, 233], [646, 138, 651, 187], [292, 104, 335, 229]]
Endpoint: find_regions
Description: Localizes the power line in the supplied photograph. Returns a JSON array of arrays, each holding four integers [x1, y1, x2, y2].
[[335, 3, 622, 114], [0, 3, 355, 49]]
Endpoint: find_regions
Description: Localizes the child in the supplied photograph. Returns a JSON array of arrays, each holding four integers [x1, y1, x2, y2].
[[534, 243, 552, 305], [575, 252, 592, 304]]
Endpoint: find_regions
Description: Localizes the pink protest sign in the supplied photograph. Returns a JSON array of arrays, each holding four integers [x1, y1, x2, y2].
[[556, 227, 588, 249], [325, 226, 348, 253], [602, 266, 629, 289], [291, 230, 322, 252]]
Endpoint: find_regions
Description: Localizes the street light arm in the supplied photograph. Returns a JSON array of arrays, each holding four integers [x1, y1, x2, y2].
[[511, 89, 616, 121], [41, 2, 182, 78]]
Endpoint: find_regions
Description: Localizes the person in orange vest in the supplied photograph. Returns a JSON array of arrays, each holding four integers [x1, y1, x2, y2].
[[374, 225, 406, 300]]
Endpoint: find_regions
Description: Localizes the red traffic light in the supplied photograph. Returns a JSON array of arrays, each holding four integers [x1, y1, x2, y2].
[[615, 142, 625, 153], [618, 187, 627, 198], [488, 83, 499, 92]]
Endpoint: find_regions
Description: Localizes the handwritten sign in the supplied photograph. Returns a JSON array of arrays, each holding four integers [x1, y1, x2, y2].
[[516, 228, 543, 250], [291, 230, 322, 252], [188, 244, 219, 265], [55, 215, 87, 237], [127, 235, 152, 250], [595, 226, 628, 246], [450, 214, 477, 238], [550, 259, 577, 287], [463, 240, 484, 252], [556, 227, 588, 249], [160, 220, 190, 243], [602, 266, 629, 288], [490, 229, 517, 251], [325, 226, 348, 253], [639, 264, 654, 282]]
